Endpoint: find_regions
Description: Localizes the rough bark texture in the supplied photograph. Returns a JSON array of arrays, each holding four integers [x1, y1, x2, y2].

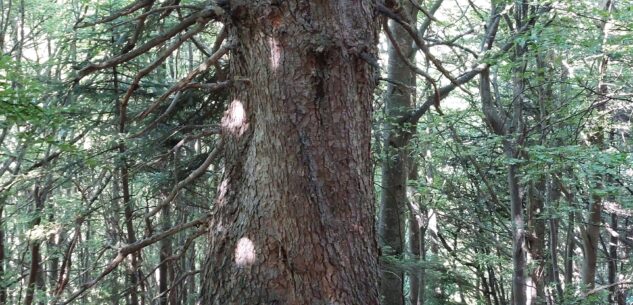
[[199, 2, 379, 304]]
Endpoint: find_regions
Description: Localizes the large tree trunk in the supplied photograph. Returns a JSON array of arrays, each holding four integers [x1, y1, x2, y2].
[[199, 2, 379, 304]]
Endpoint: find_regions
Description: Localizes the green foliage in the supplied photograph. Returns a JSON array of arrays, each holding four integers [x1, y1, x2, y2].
[[0, 56, 46, 126]]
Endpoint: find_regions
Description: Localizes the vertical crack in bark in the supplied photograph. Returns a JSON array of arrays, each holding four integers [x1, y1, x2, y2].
[[201, 2, 378, 303], [312, 50, 327, 126]]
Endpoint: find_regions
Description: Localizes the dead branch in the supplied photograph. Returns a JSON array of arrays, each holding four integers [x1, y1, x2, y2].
[[130, 81, 230, 139], [118, 18, 210, 115], [136, 44, 231, 120], [407, 0, 439, 23], [145, 139, 224, 220], [75, 5, 224, 80], [75, 0, 154, 29], [57, 215, 209, 305]]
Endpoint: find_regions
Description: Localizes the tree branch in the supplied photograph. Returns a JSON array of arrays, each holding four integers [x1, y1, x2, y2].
[[74, 0, 154, 29], [117, 18, 210, 115], [145, 139, 224, 220], [376, 2, 470, 95], [136, 44, 231, 120], [75, 5, 224, 80], [57, 215, 209, 305]]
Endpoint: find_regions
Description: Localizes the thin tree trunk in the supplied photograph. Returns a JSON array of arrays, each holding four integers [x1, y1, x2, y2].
[[510, 5, 530, 305], [479, 4, 528, 303], [408, 210, 421, 305], [616, 218, 628, 305], [507, 148, 526, 305], [114, 61, 139, 305], [199, 2, 379, 304], [408, 164, 425, 305], [24, 186, 45, 305], [527, 183, 546, 305], [80, 219, 92, 304], [0, 201, 6, 305], [158, 204, 171, 305], [608, 213, 618, 303], [122, 142, 140, 305], [481, 62, 527, 305], [476, 248, 493, 305], [379, 2, 417, 304], [582, 0, 614, 290], [548, 207, 563, 302], [488, 265, 501, 305], [47, 197, 61, 303], [187, 236, 195, 305], [564, 211, 575, 287]]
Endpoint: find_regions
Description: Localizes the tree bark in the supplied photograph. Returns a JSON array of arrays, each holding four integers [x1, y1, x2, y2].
[[507, 146, 526, 305], [408, 210, 424, 305], [112, 52, 140, 305], [608, 213, 619, 304], [158, 203, 172, 305], [24, 186, 45, 305], [408, 163, 425, 305], [199, 2, 379, 304], [0, 201, 5, 305], [581, 0, 614, 290], [563, 211, 575, 287], [547, 199, 563, 302], [480, 64, 527, 305], [527, 184, 545, 305], [379, 3, 416, 304]]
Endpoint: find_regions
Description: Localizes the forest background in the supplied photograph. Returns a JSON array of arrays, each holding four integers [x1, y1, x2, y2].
[[0, 0, 632, 304]]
